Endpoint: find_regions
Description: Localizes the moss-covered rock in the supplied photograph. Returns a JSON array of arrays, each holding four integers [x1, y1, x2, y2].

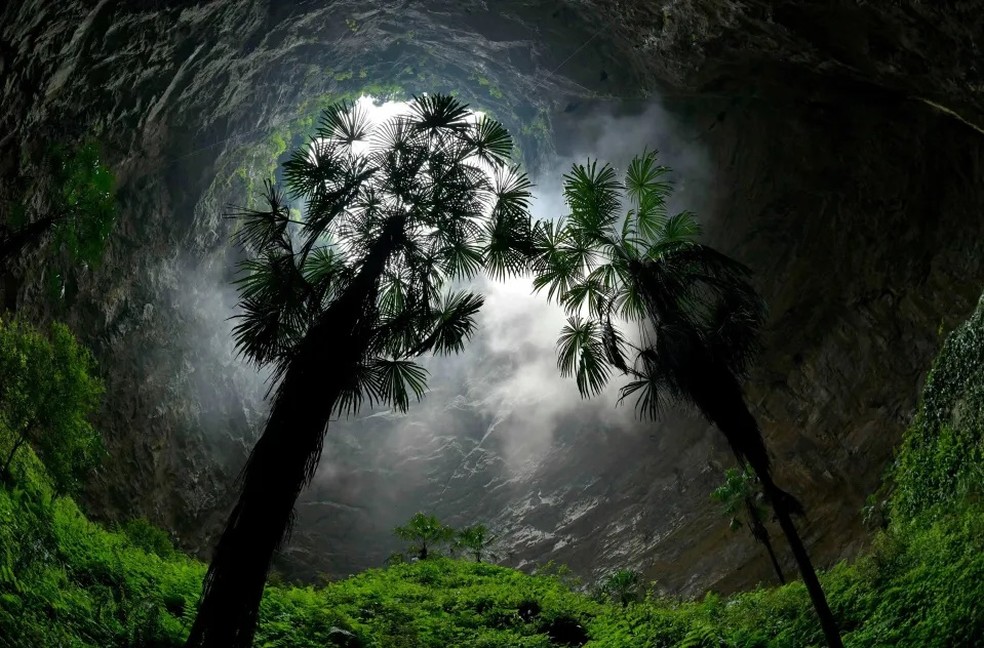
[[892, 292, 984, 520]]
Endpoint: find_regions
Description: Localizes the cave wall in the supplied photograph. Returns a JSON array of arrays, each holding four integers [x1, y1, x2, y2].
[[1, 0, 982, 593]]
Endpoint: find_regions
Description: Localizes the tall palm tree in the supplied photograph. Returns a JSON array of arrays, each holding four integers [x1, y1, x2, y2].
[[531, 151, 844, 648], [185, 95, 533, 648]]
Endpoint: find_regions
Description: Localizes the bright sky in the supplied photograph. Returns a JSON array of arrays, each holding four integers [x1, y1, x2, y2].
[[349, 95, 485, 156], [349, 96, 409, 155]]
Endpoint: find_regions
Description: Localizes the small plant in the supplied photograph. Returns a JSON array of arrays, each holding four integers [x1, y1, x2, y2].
[[600, 569, 642, 607], [393, 513, 455, 560], [454, 524, 497, 563]]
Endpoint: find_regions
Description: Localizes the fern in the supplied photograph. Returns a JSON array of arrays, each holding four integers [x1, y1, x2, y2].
[[679, 623, 722, 648]]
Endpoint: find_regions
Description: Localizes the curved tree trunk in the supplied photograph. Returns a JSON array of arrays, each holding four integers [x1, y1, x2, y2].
[[185, 228, 397, 648], [727, 448, 786, 586], [183, 312, 363, 648], [693, 372, 844, 648]]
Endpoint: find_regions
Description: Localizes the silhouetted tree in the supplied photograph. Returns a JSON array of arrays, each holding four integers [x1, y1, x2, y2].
[[394, 512, 455, 560], [184, 95, 533, 648], [711, 467, 786, 585], [531, 151, 843, 647]]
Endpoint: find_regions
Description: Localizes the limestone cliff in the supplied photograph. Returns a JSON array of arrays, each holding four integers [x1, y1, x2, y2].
[[1, 0, 982, 594]]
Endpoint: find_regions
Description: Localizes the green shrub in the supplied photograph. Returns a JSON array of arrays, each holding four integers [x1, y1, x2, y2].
[[0, 318, 104, 494], [892, 294, 984, 520]]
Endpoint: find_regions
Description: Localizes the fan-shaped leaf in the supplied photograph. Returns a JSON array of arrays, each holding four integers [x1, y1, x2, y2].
[[557, 316, 611, 397]]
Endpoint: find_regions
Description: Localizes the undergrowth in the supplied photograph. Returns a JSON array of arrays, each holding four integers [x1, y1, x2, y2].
[[1, 295, 983, 647]]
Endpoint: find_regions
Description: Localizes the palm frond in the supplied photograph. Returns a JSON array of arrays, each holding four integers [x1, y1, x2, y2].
[[483, 166, 534, 280], [531, 228, 585, 305], [302, 246, 347, 294], [368, 357, 429, 412], [282, 138, 345, 199], [557, 316, 611, 397], [618, 366, 669, 420], [229, 181, 293, 253], [625, 152, 672, 239], [468, 115, 513, 167], [416, 291, 484, 356], [600, 312, 630, 373], [409, 94, 471, 135], [334, 361, 382, 416], [659, 210, 702, 244], [560, 276, 611, 317], [439, 240, 484, 280], [316, 100, 370, 146], [563, 159, 622, 232]]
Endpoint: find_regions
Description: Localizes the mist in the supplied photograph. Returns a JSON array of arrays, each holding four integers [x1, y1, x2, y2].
[[175, 96, 715, 576]]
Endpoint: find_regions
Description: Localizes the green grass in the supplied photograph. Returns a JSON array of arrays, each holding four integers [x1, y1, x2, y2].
[[2, 297, 984, 646], [3, 445, 984, 648]]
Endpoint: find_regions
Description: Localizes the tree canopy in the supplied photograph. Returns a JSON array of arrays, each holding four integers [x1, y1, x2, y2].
[[0, 318, 103, 493], [1, 141, 116, 294]]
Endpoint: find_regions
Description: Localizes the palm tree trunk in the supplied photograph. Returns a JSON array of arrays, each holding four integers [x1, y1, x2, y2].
[[693, 374, 843, 648], [185, 224, 398, 648], [184, 316, 362, 648], [759, 474, 843, 648]]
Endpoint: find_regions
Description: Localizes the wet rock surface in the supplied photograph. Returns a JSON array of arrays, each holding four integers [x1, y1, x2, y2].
[[1, 0, 982, 594]]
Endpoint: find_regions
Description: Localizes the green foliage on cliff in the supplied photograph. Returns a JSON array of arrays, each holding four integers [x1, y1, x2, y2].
[[1, 141, 116, 299], [891, 294, 984, 520], [224, 85, 405, 207], [2, 297, 984, 646], [50, 141, 117, 267]]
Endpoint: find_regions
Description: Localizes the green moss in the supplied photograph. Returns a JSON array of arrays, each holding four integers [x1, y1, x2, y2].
[[891, 293, 984, 520]]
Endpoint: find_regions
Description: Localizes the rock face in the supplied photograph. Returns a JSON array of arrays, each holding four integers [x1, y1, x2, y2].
[[1, 0, 983, 595]]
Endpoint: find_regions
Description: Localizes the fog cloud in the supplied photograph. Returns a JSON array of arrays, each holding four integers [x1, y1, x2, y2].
[[172, 96, 714, 574]]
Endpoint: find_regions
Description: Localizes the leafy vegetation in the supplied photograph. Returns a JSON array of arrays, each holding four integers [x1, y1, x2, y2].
[[712, 468, 786, 584], [49, 141, 117, 267], [890, 293, 984, 521], [0, 141, 116, 296], [3, 449, 984, 648], [0, 318, 103, 494]]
